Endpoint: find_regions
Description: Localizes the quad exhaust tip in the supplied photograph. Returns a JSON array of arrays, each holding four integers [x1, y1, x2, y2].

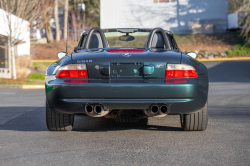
[[85, 104, 109, 117], [94, 105, 104, 114], [160, 105, 168, 114], [144, 104, 168, 117], [151, 105, 159, 114], [85, 105, 93, 113]]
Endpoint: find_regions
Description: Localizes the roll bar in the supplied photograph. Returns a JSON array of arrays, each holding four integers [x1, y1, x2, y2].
[[80, 27, 173, 50], [144, 28, 171, 49], [82, 27, 108, 49]]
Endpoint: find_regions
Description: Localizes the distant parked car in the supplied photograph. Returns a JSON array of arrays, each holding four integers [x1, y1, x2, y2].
[[45, 27, 209, 131]]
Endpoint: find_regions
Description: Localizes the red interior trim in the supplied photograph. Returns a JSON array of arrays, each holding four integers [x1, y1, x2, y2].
[[107, 49, 146, 53]]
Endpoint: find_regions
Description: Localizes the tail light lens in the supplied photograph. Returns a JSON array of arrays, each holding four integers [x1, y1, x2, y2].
[[165, 64, 197, 78], [56, 64, 88, 78]]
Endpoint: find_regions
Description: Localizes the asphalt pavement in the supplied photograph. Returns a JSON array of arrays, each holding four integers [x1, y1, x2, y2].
[[0, 61, 250, 166]]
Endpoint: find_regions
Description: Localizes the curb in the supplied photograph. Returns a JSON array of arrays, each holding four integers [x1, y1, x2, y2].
[[32, 60, 57, 62], [197, 57, 250, 61], [0, 85, 23, 89], [0, 85, 44, 89], [22, 85, 45, 89]]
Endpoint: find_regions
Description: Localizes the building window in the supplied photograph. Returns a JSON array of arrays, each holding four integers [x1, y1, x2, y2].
[[0, 35, 9, 68]]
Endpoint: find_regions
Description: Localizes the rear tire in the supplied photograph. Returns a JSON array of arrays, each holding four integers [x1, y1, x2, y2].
[[46, 101, 74, 131], [180, 101, 208, 131]]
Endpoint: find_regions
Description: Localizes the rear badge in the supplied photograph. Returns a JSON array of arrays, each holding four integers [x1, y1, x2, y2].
[[122, 53, 131, 57], [77, 60, 92, 63], [133, 69, 139, 74], [95, 65, 100, 70], [156, 64, 164, 68]]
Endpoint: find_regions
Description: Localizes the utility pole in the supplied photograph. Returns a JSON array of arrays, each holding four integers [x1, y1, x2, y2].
[[54, 0, 60, 41], [63, 0, 69, 41]]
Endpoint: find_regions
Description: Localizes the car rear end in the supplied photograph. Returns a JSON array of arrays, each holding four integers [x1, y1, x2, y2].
[[46, 49, 208, 118]]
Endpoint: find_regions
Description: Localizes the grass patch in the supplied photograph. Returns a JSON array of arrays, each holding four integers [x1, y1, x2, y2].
[[0, 79, 44, 85], [28, 73, 45, 80], [0, 73, 45, 85], [226, 45, 250, 56], [32, 62, 51, 70]]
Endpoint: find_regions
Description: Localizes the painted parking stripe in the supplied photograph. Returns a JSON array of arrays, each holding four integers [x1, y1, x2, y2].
[[22, 85, 45, 89], [198, 57, 250, 61]]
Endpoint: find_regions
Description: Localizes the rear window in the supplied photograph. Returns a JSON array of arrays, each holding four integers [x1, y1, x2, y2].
[[104, 32, 149, 48]]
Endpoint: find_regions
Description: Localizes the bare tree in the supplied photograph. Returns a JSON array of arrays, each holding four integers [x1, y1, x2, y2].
[[84, 0, 100, 28], [64, 0, 69, 41], [229, 0, 244, 13], [0, 0, 51, 79], [54, 0, 60, 41], [237, 0, 250, 45]]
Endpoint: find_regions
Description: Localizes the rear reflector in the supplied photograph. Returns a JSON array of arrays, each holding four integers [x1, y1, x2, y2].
[[56, 64, 88, 78], [165, 64, 197, 78], [107, 49, 146, 53], [64, 80, 88, 83], [165, 80, 189, 83]]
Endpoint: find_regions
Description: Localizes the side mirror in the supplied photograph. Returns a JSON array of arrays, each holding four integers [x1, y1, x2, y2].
[[57, 52, 67, 59], [187, 52, 197, 59]]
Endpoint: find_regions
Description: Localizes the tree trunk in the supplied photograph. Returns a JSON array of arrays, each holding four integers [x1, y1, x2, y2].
[[8, 38, 16, 79], [11, 46, 16, 79], [54, 0, 60, 41], [83, 11, 85, 32], [71, 11, 78, 41], [64, 0, 69, 41], [45, 22, 53, 43]]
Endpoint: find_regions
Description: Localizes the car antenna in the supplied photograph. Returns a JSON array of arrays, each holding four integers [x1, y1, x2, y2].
[[66, 22, 68, 53]]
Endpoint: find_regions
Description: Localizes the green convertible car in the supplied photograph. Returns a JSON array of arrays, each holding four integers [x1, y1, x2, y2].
[[45, 27, 208, 131]]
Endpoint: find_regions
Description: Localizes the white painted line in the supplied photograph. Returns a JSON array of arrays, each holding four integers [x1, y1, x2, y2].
[[22, 85, 45, 89]]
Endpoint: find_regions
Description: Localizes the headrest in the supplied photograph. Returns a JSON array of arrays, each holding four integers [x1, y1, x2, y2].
[[151, 32, 165, 48], [89, 33, 103, 49]]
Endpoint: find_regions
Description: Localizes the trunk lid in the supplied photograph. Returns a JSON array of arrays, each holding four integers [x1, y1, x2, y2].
[[72, 49, 181, 79]]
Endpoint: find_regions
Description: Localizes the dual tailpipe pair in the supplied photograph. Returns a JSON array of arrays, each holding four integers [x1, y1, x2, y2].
[[85, 104, 109, 117], [144, 105, 168, 117]]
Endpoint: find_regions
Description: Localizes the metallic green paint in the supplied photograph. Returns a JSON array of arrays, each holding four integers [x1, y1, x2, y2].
[[45, 83, 53, 93], [45, 73, 208, 114], [144, 62, 166, 78], [45, 48, 209, 115]]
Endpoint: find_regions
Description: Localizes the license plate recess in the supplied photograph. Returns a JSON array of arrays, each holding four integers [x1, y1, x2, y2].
[[110, 62, 143, 78]]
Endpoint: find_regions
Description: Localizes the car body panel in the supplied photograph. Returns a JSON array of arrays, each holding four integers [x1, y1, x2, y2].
[[45, 28, 209, 117], [45, 74, 208, 114]]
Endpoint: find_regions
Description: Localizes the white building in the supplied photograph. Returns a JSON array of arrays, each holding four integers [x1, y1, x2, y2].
[[101, 0, 229, 34], [0, 9, 30, 78]]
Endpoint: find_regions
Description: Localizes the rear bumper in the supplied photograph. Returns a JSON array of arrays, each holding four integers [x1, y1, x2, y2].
[[45, 75, 208, 114]]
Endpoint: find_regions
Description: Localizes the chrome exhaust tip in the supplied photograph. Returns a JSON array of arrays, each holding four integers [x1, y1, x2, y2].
[[94, 105, 104, 114], [144, 104, 168, 117], [151, 105, 159, 114], [85, 104, 109, 117], [85, 105, 93, 113], [144, 105, 159, 117], [160, 105, 168, 114]]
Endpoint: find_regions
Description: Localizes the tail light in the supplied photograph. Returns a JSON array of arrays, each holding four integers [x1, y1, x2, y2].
[[165, 64, 197, 78], [56, 64, 88, 78], [107, 49, 146, 53]]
